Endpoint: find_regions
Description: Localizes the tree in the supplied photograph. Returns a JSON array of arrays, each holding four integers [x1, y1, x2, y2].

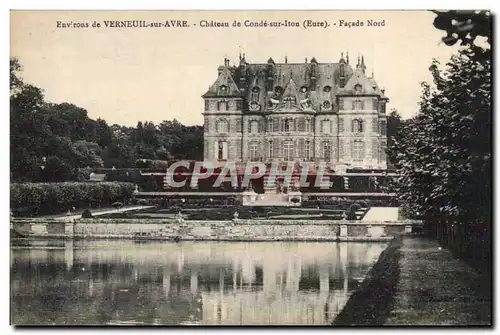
[[432, 10, 491, 46], [10, 59, 204, 182], [388, 45, 491, 222], [386, 109, 403, 168]]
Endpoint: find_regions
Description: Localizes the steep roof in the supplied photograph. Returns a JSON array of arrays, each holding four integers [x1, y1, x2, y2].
[[203, 56, 388, 107], [202, 66, 242, 98], [338, 67, 388, 99]]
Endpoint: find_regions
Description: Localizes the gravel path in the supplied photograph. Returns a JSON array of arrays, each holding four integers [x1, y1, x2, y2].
[[385, 237, 491, 325]]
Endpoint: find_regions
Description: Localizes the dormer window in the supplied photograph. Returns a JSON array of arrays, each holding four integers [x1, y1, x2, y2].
[[283, 96, 296, 104], [218, 85, 228, 95], [323, 86, 332, 92], [354, 84, 362, 94], [274, 86, 283, 95], [323, 101, 331, 110], [300, 86, 308, 93], [249, 101, 260, 111], [251, 86, 260, 102]]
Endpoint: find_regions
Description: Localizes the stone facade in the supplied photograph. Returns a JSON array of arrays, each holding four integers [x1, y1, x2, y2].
[[202, 54, 388, 169]]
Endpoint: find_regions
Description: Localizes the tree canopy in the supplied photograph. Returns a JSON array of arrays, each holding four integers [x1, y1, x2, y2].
[[10, 58, 203, 182], [387, 44, 491, 223]]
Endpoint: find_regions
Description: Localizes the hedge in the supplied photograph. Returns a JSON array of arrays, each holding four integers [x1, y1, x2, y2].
[[10, 182, 136, 216]]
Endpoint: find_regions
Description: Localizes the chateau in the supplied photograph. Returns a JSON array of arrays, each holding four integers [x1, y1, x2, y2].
[[202, 53, 388, 170]]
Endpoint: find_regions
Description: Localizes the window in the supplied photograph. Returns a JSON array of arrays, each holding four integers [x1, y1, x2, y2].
[[338, 98, 344, 110], [284, 118, 293, 132], [218, 142, 224, 160], [321, 120, 332, 133], [352, 119, 364, 133], [305, 118, 310, 132], [251, 87, 260, 101], [323, 101, 331, 110], [381, 102, 386, 113], [204, 100, 209, 111], [352, 140, 365, 162], [249, 141, 259, 161], [216, 141, 228, 160], [283, 95, 296, 104], [380, 120, 387, 135], [283, 140, 294, 161], [323, 141, 331, 161], [250, 120, 259, 133], [218, 85, 228, 96], [217, 100, 228, 111], [300, 86, 308, 93], [267, 119, 274, 132], [354, 84, 362, 93], [268, 140, 273, 159], [372, 99, 379, 110], [323, 85, 332, 93], [305, 140, 311, 160], [216, 119, 229, 133], [340, 64, 345, 77], [353, 100, 364, 110], [273, 118, 280, 132], [339, 78, 346, 88]]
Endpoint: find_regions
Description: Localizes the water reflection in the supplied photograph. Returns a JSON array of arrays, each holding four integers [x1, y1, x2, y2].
[[11, 240, 387, 325]]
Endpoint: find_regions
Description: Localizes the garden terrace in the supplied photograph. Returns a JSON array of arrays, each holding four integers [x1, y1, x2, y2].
[[97, 201, 370, 221]]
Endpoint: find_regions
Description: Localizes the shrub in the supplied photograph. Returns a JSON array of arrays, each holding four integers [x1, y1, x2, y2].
[[137, 199, 149, 206], [357, 200, 368, 208], [81, 209, 93, 218], [10, 182, 135, 216], [112, 202, 124, 209], [346, 203, 362, 220]]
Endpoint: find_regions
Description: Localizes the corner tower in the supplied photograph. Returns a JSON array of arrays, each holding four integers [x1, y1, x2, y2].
[[202, 58, 244, 161]]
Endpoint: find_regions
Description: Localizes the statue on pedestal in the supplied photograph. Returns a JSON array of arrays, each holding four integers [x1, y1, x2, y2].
[[176, 211, 184, 224]]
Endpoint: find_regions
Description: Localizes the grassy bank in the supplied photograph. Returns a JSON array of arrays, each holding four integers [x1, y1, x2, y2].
[[333, 236, 402, 325]]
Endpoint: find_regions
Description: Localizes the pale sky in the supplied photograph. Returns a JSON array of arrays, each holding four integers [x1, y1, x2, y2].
[[10, 10, 459, 126]]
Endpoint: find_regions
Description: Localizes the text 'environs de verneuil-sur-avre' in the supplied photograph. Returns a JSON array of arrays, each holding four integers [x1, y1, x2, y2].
[[56, 19, 386, 29]]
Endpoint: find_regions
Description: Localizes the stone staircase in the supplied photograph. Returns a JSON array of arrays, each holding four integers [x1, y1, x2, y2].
[[242, 193, 291, 206], [362, 207, 400, 221], [251, 193, 290, 206]]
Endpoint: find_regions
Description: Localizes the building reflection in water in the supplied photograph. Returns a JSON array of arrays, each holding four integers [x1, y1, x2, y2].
[[10, 240, 387, 325]]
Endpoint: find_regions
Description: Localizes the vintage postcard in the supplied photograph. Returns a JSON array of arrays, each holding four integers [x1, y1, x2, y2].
[[10, 10, 491, 326]]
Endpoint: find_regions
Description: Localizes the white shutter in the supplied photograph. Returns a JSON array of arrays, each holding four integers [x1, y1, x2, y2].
[[223, 142, 228, 160]]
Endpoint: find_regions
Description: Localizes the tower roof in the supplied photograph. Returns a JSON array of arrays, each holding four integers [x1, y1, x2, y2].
[[202, 66, 242, 98], [203, 55, 388, 104]]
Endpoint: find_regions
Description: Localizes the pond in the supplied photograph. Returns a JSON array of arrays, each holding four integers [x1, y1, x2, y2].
[[11, 240, 387, 325]]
